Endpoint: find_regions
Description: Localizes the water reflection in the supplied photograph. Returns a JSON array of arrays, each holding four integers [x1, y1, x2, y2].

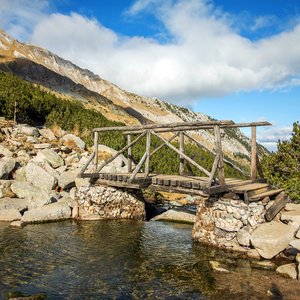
[[0, 220, 299, 299]]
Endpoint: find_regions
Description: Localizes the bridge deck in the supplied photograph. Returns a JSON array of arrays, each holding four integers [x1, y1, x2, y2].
[[81, 172, 282, 202]]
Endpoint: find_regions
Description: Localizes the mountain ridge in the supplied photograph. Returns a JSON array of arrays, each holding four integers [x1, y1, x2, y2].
[[0, 29, 269, 167]]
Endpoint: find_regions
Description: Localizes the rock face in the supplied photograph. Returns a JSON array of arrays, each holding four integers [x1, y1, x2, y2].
[[250, 221, 295, 259], [75, 186, 146, 221], [21, 202, 71, 222]]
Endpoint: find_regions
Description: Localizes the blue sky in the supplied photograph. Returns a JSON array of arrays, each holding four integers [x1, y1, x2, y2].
[[0, 0, 300, 151]]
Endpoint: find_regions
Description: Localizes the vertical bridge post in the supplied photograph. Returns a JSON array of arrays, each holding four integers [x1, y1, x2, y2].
[[144, 130, 151, 178], [251, 126, 257, 180], [94, 131, 98, 172], [214, 125, 225, 185], [127, 135, 132, 173], [180, 131, 185, 175]]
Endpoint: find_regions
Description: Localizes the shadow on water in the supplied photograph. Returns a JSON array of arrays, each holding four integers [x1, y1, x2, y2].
[[0, 220, 299, 299]]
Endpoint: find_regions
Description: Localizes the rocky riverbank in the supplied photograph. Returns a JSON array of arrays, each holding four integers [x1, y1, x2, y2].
[[1, 117, 300, 281]]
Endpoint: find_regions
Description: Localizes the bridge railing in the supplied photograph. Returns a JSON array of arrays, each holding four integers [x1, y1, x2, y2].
[[80, 120, 271, 189]]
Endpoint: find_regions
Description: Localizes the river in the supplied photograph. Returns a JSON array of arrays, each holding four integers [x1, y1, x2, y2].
[[0, 220, 299, 299]]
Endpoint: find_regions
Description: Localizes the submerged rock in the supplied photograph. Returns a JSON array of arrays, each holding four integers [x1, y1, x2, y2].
[[21, 202, 71, 223], [150, 209, 196, 224]]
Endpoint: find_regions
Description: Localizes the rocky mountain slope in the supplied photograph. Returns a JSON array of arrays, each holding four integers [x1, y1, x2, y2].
[[0, 29, 268, 166]]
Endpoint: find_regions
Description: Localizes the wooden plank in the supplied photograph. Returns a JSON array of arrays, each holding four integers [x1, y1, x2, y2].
[[251, 126, 257, 180], [203, 184, 229, 195], [148, 184, 209, 197], [249, 189, 285, 202], [130, 152, 147, 180], [265, 193, 289, 221], [232, 183, 269, 193]]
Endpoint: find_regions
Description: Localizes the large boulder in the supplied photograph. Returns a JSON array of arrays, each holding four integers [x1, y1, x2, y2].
[[21, 202, 71, 223], [58, 171, 77, 190], [39, 128, 56, 141], [61, 134, 85, 150], [0, 157, 17, 179], [11, 181, 41, 198], [0, 197, 28, 212], [24, 162, 57, 192], [0, 209, 21, 221], [150, 209, 196, 224], [0, 144, 13, 157], [27, 189, 53, 211], [250, 221, 295, 259], [281, 211, 300, 223], [36, 149, 64, 168], [20, 126, 39, 137]]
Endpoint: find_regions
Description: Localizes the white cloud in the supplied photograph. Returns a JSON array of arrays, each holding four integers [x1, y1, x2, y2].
[[1, 0, 300, 109], [257, 126, 293, 143]]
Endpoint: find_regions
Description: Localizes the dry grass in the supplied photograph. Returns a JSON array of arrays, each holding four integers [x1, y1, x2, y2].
[[72, 124, 80, 136], [51, 123, 62, 138], [63, 138, 77, 149]]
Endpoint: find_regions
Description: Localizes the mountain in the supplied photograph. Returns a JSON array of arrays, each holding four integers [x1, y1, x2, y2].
[[0, 29, 268, 167]]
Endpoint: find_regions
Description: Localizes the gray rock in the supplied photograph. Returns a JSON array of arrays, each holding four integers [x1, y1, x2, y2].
[[33, 143, 51, 149], [281, 211, 300, 223], [250, 221, 295, 259], [75, 177, 90, 187], [58, 196, 77, 208], [10, 220, 26, 228], [0, 157, 17, 179], [150, 209, 196, 224], [276, 263, 298, 279], [0, 209, 22, 221], [26, 136, 38, 144], [61, 134, 85, 150], [21, 202, 71, 222], [39, 128, 56, 141], [285, 203, 300, 211], [13, 167, 27, 181], [0, 144, 13, 157], [58, 171, 77, 190], [237, 228, 251, 247], [0, 197, 28, 212], [37, 149, 64, 168], [21, 126, 39, 136], [24, 162, 57, 192], [215, 217, 243, 232], [27, 189, 52, 210], [289, 239, 300, 251], [11, 181, 41, 198]]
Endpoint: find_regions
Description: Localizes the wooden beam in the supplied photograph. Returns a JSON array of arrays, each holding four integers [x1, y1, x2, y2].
[[251, 126, 257, 180], [214, 125, 225, 185], [79, 151, 95, 176], [184, 132, 250, 179], [97, 131, 147, 173], [144, 131, 151, 178], [256, 154, 264, 179], [130, 152, 147, 180], [94, 131, 98, 172], [123, 121, 271, 135], [150, 130, 212, 177], [93, 120, 235, 132], [265, 193, 289, 222], [180, 132, 185, 175], [150, 133, 179, 157], [206, 153, 220, 188], [127, 135, 132, 173]]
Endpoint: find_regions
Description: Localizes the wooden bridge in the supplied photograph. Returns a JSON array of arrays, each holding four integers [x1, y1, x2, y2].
[[79, 120, 284, 204]]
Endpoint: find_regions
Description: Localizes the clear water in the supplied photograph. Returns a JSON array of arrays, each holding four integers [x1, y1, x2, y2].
[[0, 220, 299, 299]]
